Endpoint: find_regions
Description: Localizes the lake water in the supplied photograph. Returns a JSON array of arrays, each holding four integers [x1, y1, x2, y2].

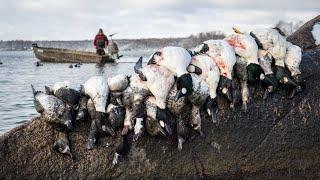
[[0, 50, 151, 134]]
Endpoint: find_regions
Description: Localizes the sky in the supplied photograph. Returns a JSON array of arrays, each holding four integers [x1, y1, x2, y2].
[[0, 0, 319, 40]]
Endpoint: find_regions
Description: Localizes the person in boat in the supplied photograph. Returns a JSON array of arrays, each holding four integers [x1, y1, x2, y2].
[[94, 28, 109, 55]]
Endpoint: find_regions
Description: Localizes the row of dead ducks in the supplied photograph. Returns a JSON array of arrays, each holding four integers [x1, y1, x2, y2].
[[31, 51, 303, 166]]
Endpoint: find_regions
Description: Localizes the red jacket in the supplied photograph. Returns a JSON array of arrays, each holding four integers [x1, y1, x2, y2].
[[94, 33, 109, 48]]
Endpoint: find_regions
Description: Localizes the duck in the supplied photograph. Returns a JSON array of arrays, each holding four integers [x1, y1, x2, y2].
[[134, 57, 176, 136], [166, 83, 192, 151], [86, 98, 115, 150], [80, 76, 109, 113], [31, 85, 73, 130], [225, 27, 275, 101], [53, 130, 73, 160], [147, 46, 192, 77], [147, 46, 194, 102], [175, 73, 209, 138], [233, 56, 250, 112], [285, 41, 303, 98], [107, 74, 130, 106], [45, 81, 80, 107], [112, 134, 130, 166], [187, 54, 220, 124], [106, 103, 126, 131], [193, 40, 236, 102], [144, 96, 174, 137], [120, 73, 150, 138], [250, 28, 298, 89]]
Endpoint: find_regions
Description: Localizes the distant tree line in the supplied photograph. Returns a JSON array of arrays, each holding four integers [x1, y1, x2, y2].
[[0, 31, 225, 52]]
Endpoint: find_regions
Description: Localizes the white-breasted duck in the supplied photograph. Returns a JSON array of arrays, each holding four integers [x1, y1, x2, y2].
[[187, 54, 220, 124], [250, 28, 298, 89], [175, 73, 209, 138], [225, 29, 275, 100], [80, 76, 109, 113], [193, 40, 236, 102], [285, 41, 303, 98], [134, 57, 176, 137], [107, 74, 130, 106]]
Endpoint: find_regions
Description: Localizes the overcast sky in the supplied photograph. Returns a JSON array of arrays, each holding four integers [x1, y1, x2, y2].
[[0, 0, 318, 40]]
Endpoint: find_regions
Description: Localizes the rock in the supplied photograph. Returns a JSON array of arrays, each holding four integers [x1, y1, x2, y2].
[[287, 15, 320, 51], [1, 50, 320, 178], [69, 64, 73, 68]]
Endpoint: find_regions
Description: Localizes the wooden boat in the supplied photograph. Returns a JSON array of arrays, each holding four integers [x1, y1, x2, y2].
[[32, 44, 116, 63]]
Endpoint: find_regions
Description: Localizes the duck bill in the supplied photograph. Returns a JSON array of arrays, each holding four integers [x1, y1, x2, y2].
[[164, 123, 173, 136], [64, 120, 73, 130], [66, 149, 74, 160], [222, 88, 232, 102], [175, 90, 184, 102], [159, 127, 167, 137], [263, 74, 277, 87], [284, 77, 299, 87], [97, 111, 115, 136], [210, 107, 218, 125]]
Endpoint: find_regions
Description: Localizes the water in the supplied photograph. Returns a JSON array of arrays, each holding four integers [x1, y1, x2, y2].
[[0, 50, 151, 134]]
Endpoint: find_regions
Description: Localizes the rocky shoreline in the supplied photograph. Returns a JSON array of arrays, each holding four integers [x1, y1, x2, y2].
[[0, 49, 320, 179]]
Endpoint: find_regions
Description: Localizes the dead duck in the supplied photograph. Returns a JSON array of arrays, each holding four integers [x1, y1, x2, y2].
[[86, 98, 115, 150], [250, 28, 299, 91], [53, 130, 74, 160], [31, 85, 73, 130], [144, 96, 174, 137], [166, 83, 192, 151], [225, 28, 275, 102], [134, 57, 175, 137], [193, 40, 236, 102], [285, 42, 303, 98], [175, 73, 209, 138], [120, 74, 150, 137], [187, 54, 220, 124]]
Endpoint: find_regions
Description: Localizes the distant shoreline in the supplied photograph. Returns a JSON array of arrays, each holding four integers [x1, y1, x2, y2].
[[0, 31, 225, 51]]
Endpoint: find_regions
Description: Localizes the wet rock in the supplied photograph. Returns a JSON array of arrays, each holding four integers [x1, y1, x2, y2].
[[287, 15, 320, 51], [1, 51, 320, 178]]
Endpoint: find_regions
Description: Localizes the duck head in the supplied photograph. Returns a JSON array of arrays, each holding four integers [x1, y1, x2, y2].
[[218, 76, 232, 102], [247, 63, 263, 86], [175, 73, 193, 101], [275, 66, 298, 87], [61, 104, 73, 130], [193, 43, 209, 56], [134, 57, 147, 81], [205, 97, 218, 125], [53, 137, 73, 160], [155, 108, 175, 136]]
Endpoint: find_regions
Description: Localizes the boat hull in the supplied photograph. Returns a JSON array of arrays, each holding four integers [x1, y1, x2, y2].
[[32, 44, 116, 63]]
